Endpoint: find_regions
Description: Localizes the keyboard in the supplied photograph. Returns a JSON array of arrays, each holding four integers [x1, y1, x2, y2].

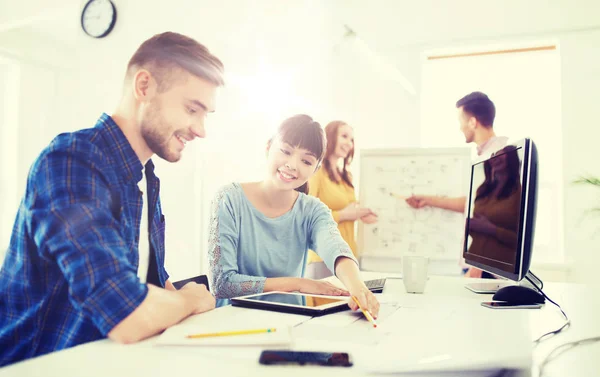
[[364, 278, 386, 293]]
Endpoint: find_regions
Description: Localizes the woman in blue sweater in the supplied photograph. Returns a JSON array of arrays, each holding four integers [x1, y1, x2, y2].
[[208, 114, 379, 316]]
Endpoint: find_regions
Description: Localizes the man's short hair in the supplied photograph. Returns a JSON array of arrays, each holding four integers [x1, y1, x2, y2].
[[456, 91, 495, 127], [126, 32, 224, 91]]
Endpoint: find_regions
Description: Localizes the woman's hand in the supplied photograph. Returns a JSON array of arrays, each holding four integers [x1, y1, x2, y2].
[[345, 281, 380, 319], [298, 279, 350, 296], [339, 202, 376, 222], [360, 213, 378, 224]]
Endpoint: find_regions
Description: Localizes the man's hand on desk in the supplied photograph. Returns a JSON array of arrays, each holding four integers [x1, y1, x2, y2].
[[347, 283, 380, 319], [179, 283, 216, 314], [299, 279, 350, 296]]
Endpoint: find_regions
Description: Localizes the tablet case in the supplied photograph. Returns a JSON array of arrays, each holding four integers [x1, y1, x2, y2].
[[230, 294, 350, 316], [172, 275, 210, 290]]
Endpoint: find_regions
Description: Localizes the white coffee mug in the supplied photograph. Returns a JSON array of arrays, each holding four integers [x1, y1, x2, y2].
[[402, 255, 429, 293]]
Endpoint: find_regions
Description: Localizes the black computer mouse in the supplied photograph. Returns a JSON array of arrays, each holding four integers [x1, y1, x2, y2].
[[492, 285, 545, 305]]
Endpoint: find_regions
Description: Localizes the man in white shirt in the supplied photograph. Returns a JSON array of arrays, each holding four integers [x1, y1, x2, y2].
[[406, 92, 507, 278]]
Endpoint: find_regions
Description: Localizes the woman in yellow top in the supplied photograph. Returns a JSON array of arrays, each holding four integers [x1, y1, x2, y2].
[[305, 120, 377, 279]]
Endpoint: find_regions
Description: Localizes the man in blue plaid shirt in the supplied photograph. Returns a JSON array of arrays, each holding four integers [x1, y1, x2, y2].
[[0, 32, 224, 366]]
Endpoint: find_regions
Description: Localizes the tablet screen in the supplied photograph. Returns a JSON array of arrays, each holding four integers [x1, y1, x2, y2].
[[231, 292, 350, 315], [249, 293, 346, 308]]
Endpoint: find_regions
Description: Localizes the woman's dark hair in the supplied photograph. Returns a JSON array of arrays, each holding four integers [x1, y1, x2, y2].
[[323, 121, 354, 188], [475, 146, 521, 202], [270, 114, 326, 194]]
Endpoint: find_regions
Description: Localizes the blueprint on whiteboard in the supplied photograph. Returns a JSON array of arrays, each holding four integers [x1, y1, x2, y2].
[[358, 148, 471, 261]]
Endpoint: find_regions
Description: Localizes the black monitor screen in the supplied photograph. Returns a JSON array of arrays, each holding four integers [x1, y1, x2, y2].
[[464, 143, 531, 278]]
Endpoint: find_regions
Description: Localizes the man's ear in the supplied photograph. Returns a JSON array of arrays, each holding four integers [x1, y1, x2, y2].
[[469, 116, 478, 129], [133, 69, 156, 102]]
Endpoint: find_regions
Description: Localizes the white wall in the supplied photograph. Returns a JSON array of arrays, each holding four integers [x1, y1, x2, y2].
[[383, 30, 600, 284], [0, 44, 74, 261], [2, 1, 597, 285], [559, 29, 600, 285], [0, 0, 417, 279], [0, 60, 19, 260]]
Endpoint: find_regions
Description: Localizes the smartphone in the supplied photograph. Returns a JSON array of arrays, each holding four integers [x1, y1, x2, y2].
[[481, 301, 542, 309], [259, 350, 353, 367], [172, 275, 209, 290]]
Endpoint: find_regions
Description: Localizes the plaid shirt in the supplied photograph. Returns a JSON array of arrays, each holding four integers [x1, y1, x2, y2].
[[0, 114, 169, 366]]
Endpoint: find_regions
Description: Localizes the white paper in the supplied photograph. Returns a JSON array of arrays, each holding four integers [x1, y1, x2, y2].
[[155, 305, 306, 347], [357, 297, 532, 373]]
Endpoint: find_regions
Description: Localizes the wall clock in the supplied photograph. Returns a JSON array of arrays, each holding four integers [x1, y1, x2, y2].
[[81, 0, 117, 38]]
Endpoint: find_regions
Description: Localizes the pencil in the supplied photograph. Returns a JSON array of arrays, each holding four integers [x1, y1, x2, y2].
[[186, 328, 277, 339], [351, 296, 377, 328], [389, 192, 406, 200]]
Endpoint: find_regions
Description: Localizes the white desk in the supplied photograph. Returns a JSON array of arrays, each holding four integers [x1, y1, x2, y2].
[[2, 273, 598, 377]]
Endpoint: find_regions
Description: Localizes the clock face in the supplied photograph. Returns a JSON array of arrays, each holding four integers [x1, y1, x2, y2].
[[81, 0, 117, 38]]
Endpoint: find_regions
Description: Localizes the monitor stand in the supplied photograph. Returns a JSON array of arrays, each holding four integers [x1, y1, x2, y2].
[[464, 280, 512, 294], [464, 271, 542, 294]]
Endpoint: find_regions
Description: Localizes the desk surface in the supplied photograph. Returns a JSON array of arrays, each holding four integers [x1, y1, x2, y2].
[[2, 273, 599, 377]]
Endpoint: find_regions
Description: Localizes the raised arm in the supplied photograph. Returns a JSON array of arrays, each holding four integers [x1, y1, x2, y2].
[[406, 195, 466, 213], [33, 145, 213, 344]]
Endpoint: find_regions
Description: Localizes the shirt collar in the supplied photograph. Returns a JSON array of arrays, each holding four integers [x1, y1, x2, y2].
[[96, 113, 145, 182], [477, 136, 508, 156]]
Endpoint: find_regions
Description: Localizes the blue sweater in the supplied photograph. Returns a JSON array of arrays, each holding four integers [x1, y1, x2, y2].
[[208, 183, 357, 301]]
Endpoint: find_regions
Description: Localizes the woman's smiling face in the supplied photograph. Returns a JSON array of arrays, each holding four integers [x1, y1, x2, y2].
[[266, 138, 319, 191]]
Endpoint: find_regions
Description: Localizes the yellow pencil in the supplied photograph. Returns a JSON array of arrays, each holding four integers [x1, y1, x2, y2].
[[351, 296, 377, 328], [389, 192, 406, 200], [186, 328, 277, 339]]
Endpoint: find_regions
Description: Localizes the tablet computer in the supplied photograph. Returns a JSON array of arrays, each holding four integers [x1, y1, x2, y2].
[[231, 292, 351, 316]]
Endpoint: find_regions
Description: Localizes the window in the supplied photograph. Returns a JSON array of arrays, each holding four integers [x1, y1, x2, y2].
[[420, 43, 563, 263]]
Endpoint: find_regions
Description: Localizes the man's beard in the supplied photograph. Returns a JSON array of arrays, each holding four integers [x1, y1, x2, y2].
[[141, 105, 180, 163]]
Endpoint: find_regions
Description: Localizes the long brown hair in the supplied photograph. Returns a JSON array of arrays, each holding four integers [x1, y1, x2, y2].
[[322, 121, 354, 188], [475, 146, 521, 202], [270, 115, 326, 194]]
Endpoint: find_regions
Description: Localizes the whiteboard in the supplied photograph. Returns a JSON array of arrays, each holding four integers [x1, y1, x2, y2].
[[358, 148, 471, 262]]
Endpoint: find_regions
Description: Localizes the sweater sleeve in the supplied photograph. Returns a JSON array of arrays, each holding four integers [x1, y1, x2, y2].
[[207, 186, 266, 299], [307, 198, 358, 274]]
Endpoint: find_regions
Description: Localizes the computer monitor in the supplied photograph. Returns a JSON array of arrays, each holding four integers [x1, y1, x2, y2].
[[463, 138, 538, 292]]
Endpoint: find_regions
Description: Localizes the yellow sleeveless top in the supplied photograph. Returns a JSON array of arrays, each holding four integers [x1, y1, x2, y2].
[[307, 167, 357, 263]]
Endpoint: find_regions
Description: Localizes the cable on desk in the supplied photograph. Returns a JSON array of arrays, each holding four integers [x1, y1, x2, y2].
[[538, 335, 600, 376], [527, 271, 543, 290], [489, 368, 522, 377], [526, 275, 571, 344]]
